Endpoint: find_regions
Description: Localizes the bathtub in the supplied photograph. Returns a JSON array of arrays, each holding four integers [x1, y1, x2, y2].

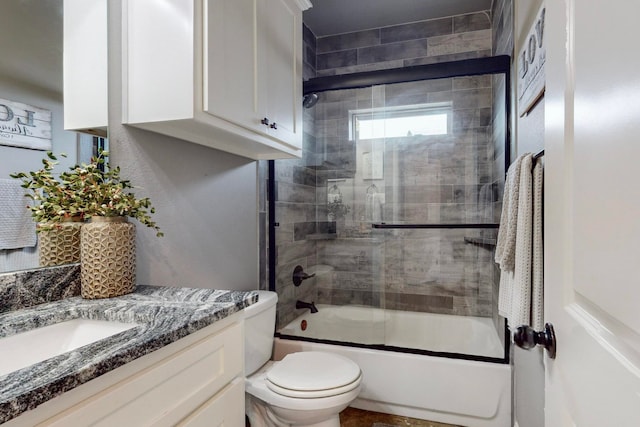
[[274, 305, 511, 427]]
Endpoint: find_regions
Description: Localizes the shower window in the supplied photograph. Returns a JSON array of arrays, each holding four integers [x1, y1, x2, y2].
[[351, 102, 452, 140], [270, 56, 510, 363]]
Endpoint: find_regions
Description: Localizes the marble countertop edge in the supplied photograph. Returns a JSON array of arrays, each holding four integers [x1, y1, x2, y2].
[[0, 285, 258, 424]]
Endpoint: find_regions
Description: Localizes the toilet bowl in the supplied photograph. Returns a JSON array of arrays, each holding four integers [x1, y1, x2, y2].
[[244, 292, 362, 427]]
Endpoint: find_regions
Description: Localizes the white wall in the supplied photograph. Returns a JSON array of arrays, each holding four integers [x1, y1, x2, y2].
[[513, 2, 545, 427], [106, 1, 258, 291]]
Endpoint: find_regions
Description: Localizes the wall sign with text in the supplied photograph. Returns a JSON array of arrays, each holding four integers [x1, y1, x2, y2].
[[0, 98, 52, 150], [518, 3, 546, 117]]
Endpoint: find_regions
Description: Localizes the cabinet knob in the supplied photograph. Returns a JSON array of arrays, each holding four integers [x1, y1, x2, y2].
[[261, 118, 270, 126], [270, 122, 278, 130]]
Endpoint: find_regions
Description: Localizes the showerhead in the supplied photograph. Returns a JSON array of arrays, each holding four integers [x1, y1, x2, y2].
[[303, 93, 319, 108]]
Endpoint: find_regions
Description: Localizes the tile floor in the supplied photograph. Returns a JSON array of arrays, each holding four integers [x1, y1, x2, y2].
[[339, 407, 461, 427]]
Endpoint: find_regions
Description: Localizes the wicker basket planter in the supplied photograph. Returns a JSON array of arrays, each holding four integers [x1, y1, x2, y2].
[[38, 219, 83, 267], [80, 216, 136, 299]]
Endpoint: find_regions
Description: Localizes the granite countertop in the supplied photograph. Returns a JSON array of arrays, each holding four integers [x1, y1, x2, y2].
[[0, 284, 258, 424]]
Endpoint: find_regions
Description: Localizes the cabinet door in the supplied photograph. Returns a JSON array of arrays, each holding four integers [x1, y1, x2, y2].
[[203, 0, 264, 132], [42, 321, 243, 427], [176, 378, 244, 427], [259, 0, 302, 149], [63, 0, 108, 135]]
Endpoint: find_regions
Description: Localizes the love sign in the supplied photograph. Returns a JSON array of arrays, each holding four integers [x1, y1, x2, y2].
[[0, 98, 52, 150], [518, 3, 546, 117]]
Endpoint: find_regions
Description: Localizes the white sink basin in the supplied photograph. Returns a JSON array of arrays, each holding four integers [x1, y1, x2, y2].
[[0, 319, 138, 377]]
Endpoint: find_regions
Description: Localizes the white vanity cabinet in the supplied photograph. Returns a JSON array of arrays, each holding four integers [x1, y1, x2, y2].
[[123, 0, 311, 160], [5, 314, 245, 427]]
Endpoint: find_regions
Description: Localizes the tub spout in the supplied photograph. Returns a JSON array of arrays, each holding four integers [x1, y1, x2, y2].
[[295, 300, 318, 313]]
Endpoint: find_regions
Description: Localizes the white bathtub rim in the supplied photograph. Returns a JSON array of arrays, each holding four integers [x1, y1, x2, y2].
[[280, 304, 505, 359]]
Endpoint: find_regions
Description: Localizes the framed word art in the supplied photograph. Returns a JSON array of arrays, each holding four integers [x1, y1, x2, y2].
[[0, 98, 52, 150], [518, 3, 546, 117]]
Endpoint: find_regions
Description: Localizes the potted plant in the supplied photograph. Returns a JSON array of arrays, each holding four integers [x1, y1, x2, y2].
[[10, 152, 84, 267], [12, 150, 162, 298], [59, 150, 162, 236], [66, 150, 162, 298]]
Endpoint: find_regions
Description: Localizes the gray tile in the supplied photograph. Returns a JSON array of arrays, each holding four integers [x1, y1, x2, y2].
[[316, 221, 337, 235], [317, 49, 358, 70], [303, 65, 316, 81], [303, 24, 316, 49], [293, 166, 316, 186], [305, 44, 316, 68], [358, 39, 429, 65], [259, 211, 267, 290], [317, 29, 380, 54], [317, 289, 381, 307], [453, 108, 493, 131], [275, 222, 294, 244], [386, 78, 452, 98], [318, 60, 405, 77], [453, 75, 492, 90], [275, 201, 316, 224], [294, 222, 317, 241], [276, 181, 315, 203], [385, 293, 454, 313], [454, 12, 491, 33], [427, 29, 492, 57], [403, 49, 491, 66], [277, 240, 315, 266], [332, 271, 376, 291], [380, 18, 452, 44], [452, 88, 492, 109]]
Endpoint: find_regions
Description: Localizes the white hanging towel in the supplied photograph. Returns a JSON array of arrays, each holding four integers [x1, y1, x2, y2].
[[497, 154, 535, 327], [531, 160, 544, 330], [495, 155, 524, 271], [0, 179, 37, 250]]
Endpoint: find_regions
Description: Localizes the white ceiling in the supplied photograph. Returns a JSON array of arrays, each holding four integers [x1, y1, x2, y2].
[[0, 0, 493, 94], [304, 0, 493, 37]]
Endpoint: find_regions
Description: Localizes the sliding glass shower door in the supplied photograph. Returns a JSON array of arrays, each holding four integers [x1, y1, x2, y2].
[[272, 60, 508, 361]]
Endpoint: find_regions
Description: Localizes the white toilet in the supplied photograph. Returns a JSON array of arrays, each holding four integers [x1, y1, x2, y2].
[[244, 291, 362, 427]]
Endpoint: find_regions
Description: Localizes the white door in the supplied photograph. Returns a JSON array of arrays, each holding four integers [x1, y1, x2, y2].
[[544, 0, 640, 425]]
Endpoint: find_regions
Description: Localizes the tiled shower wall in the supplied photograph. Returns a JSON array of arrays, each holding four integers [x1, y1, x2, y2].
[[313, 75, 499, 317], [315, 12, 492, 76], [267, 11, 511, 328], [262, 25, 320, 327]]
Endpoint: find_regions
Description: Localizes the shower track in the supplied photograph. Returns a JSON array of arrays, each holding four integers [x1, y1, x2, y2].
[[371, 223, 500, 229]]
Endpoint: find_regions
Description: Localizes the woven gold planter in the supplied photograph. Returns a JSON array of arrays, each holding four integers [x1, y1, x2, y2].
[[81, 216, 136, 299], [38, 220, 83, 267]]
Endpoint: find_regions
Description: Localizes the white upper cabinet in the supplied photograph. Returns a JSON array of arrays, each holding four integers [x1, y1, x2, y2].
[[63, 0, 108, 137], [122, 0, 311, 160]]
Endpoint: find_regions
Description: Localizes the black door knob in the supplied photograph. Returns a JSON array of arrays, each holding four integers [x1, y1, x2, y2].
[[513, 323, 557, 359], [270, 122, 278, 130], [261, 118, 270, 126]]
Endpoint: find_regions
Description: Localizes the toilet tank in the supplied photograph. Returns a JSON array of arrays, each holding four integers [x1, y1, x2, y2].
[[244, 291, 278, 375]]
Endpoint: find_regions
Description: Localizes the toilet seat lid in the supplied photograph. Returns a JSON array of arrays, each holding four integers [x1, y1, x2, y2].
[[266, 351, 361, 395]]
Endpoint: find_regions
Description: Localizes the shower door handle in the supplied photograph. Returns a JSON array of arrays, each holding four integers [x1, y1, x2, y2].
[[513, 323, 557, 359]]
